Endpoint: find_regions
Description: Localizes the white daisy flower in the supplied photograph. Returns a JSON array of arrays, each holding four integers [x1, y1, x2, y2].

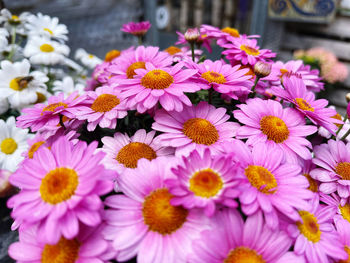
[[0, 117, 30, 172], [53, 76, 85, 96], [75, 48, 102, 69], [0, 28, 8, 51], [25, 13, 68, 42], [63, 57, 84, 72], [0, 44, 24, 61], [23, 36, 69, 65], [0, 59, 48, 108], [0, 9, 30, 35], [0, 99, 9, 115]]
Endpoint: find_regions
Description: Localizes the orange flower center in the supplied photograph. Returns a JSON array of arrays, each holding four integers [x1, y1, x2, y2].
[[183, 118, 219, 145], [142, 188, 188, 235], [40, 167, 79, 204], [141, 69, 174, 90], [335, 162, 350, 180], [303, 173, 318, 192], [245, 165, 277, 194], [41, 237, 80, 263], [224, 247, 265, 263], [91, 94, 120, 112], [189, 168, 223, 198], [116, 142, 157, 168], [295, 98, 314, 112], [296, 210, 321, 243], [42, 102, 68, 112], [126, 61, 146, 79], [165, 46, 182, 55], [240, 45, 260, 56], [28, 141, 45, 159], [105, 49, 121, 62], [339, 246, 350, 263], [332, 113, 343, 128], [201, 71, 226, 84], [260, 115, 289, 143], [221, 27, 240, 38]]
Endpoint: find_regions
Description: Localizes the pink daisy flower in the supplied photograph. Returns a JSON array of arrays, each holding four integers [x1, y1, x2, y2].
[[164, 45, 202, 63], [121, 21, 151, 36], [335, 218, 350, 262], [72, 86, 128, 131], [228, 140, 313, 229], [201, 24, 241, 46], [152, 101, 239, 157], [320, 193, 350, 224], [16, 92, 83, 132], [117, 62, 200, 113], [233, 98, 317, 161], [103, 157, 208, 263], [287, 196, 347, 263], [107, 46, 172, 81], [7, 136, 114, 244], [166, 148, 240, 216], [101, 129, 174, 175], [272, 76, 341, 134], [188, 209, 293, 263], [300, 159, 319, 193], [8, 224, 114, 263], [264, 60, 324, 92], [311, 140, 350, 201], [191, 59, 253, 99], [222, 36, 276, 66]]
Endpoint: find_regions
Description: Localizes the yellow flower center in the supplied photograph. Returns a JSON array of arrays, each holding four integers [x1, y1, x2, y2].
[[332, 113, 343, 128], [296, 210, 321, 243], [28, 141, 45, 159], [126, 61, 146, 79], [221, 27, 240, 38], [339, 203, 350, 223], [11, 15, 20, 21], [335, 162, 350, 180], [303, 173, 318, 192], [280, 68, 289, 77], [105, 49, 121, 62], [43, 28, 53, 35], [141, 69, 174, 90], [189, 168, 223, 198], [41, 237, 80, 263], [201, 71, 226, 84], [183, 118, 219, 145], [240, 45, 260, 56], [142, 188, 188, 235], [295, 98, 314, 112], [10, 78, 22, 91], [245, 165, 277, 194], [260, 115, 289, 143], [88, 54, 94, 59], [339, 246, 350, 263], [0, 138, 17, 155], [116, 142, 157, 168], [40, 167, 79, 205], [9, 76, 33, 91], [164, 46, 182, 55], [91, 94, 120, 112], [36, 92, 47, 103], [42, 102, 68, 112], [224, 247, 265, 263], [40, 44, 55, 53]]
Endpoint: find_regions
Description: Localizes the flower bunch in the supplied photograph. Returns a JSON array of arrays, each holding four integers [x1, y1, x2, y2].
[[7, 20, 350, 263]]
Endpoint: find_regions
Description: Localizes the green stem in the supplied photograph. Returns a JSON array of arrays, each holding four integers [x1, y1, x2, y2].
[[248, 77, 260, 98], [7, 26, 17, 61], [138, 36, 142, 46], [336, 114, 347, 136], [190, 43, 195, 62], [208, 87, 213, 104], [341, 127, 350, 141]]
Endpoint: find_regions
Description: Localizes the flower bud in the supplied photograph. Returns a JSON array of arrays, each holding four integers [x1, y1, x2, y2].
[[184, 28, 200, 44], [346, 93, 350, 103], [253, 61, 272, 78]]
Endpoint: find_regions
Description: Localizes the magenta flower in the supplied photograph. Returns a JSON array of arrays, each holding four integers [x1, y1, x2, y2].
[[228, 140, 313, 229], [152, 101, 239, 157], [234, 98, 317, 161], [103, 157, 209, 263], [166, 148, 240, 216], [7, 136, 114, 244], [192, 59, 253, 99], [287, 196, 347, 263], [335, 218, 350, 263], [311, 140, 350, 202], [71, 86, 128, 131], [272, 76, 342, 134], [121, 21, 151, 36], [9, 224, 114, 262], [222, 36, 276, 66], [117, 62, 200, 113], [320, 193, 350, 224], [188, 209, 293, 263]]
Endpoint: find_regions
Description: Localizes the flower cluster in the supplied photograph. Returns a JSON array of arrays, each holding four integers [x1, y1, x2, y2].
[[6, 19, 350, 263]]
